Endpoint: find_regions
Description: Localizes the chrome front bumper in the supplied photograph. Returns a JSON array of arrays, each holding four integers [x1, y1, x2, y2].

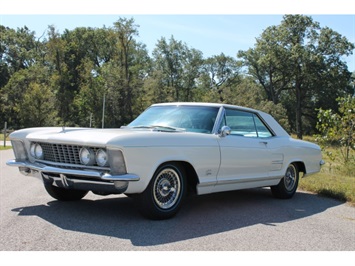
[[6, 159, 140, 194]]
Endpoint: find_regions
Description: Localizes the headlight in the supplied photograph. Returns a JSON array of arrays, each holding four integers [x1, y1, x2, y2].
[[35, 144, 43, 159], [30, 143, 43, 159], [79, 147, 95, 165], [30, 143, 36, 157], [96, 149, 109, 167]]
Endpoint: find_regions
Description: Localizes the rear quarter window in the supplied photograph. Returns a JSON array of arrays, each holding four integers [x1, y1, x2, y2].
[[224, 109, 273, 138]]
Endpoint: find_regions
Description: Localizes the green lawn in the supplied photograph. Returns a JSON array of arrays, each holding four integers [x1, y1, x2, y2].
[[0, 146, 12, 151], [299, 143, 354, 205], [0, 133, 11, 150], [1, 133, 10, 141], [299, 171, 355, 205]]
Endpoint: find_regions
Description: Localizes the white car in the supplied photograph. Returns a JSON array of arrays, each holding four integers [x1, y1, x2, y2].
[[7, 102, 324, 219]]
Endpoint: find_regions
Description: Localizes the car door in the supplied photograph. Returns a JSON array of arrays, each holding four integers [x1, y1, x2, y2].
[[215, 108, 275, 192]]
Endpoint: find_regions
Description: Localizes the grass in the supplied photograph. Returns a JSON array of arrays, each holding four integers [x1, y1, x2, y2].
[[1, 133, 10, 141], [298, 138, 355, 205], [299, 172, 355, 205], [0, 133, 12, 150], [0, 146, 12, 151]]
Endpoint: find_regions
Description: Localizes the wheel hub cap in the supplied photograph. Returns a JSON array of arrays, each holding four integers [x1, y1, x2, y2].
[[153, 168, 181, 210], [284, 165, 296, 191]]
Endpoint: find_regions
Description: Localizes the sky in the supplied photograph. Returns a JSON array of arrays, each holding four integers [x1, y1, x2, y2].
[[1, 1, 355, 71]]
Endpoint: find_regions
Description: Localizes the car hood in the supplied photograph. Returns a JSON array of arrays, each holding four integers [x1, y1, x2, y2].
[[10, 127, 215, 148], [10, 127, 126, 146], [30, 127, 132, 146]]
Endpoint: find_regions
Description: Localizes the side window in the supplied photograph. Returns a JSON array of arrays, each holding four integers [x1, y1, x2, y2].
[[253, 114, 273, 138], [224, 109, 273, 138], [224, 109, 256, 137]]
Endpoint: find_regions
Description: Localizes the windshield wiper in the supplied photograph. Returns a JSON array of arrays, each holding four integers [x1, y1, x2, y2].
[[130, 125, 185, 132]]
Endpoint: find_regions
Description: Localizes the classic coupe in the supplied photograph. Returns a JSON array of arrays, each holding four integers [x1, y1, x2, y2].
[[7, 102, 324, 219]]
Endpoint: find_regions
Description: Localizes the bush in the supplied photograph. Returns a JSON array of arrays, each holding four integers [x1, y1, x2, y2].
[[315, 95, 354, 164]]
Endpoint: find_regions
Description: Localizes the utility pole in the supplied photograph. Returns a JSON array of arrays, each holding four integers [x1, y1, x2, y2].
[[102, 94, 106, 128], [3, 122, 7, 147]]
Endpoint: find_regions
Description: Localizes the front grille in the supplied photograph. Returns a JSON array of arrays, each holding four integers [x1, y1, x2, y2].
[[36, 142, 101, 167], [40, 143, 81, 164]]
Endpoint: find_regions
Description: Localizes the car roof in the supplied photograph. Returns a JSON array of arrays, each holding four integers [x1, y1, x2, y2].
[[152, 102, 260, 113]]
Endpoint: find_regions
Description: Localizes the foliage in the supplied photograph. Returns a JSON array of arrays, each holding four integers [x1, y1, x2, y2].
[[151, 36, 204, 102], [299, 142, 355, 204], [298, 133, 355, 204], [15, 82, 58, 127], [211, 76, 291, 131], [238, 15, 354, 139], [315, 96, 355, 165], [199, 53, 241, 102], [0, 16, 353, 135]]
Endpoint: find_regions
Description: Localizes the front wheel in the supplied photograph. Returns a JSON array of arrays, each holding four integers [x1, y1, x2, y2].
[[44, 183, 88, 201], [271, 163, 299, 199], [136, 163, 186, 220]]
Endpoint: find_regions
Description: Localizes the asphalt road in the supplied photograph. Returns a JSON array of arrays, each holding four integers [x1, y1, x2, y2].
[[1, 149, 354, 255]]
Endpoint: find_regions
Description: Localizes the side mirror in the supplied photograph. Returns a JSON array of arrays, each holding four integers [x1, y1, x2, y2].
[[219, 126, 231, 137]]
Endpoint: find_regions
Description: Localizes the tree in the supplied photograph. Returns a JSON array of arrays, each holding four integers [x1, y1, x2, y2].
[[152, 36, 203, 102], [0, 25, 44, 127], [112, 18, 139, 122], [238, 15, 354, 139], [100, 18, 151, 126], [1, 64, 54, 128], [219, 76, 290, 131], [15, 82, 57, 127], [199, 53, 241, 102], [1, 68, 29, 127], [0, 25, 39, 74], [56, 27, 97, 125], [0, 26, 10, 88], [316, 96, 354, 164], [73, 58, 106, 127], [180, 47, 203, 101]]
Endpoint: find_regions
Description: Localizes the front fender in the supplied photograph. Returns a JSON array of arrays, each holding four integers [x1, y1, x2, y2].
[[123, 144, 220, 194]]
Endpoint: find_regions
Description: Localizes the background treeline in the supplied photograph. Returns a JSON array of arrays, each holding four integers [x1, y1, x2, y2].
[[1, 15, 354, 139]]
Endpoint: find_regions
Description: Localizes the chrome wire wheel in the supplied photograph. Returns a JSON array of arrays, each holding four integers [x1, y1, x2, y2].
[[137, 163, 186, 219], [284, 164, 297, 192], [153, 168, 181, 210]]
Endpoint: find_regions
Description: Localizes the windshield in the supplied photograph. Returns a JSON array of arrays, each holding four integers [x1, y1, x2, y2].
[[127, 105, 219, 133]]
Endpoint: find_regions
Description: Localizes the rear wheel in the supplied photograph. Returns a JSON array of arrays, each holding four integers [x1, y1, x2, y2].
[[136, 163, 186, 220], [44, 183, 88, 201], [271, 163, 299, 199]]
